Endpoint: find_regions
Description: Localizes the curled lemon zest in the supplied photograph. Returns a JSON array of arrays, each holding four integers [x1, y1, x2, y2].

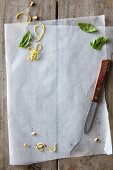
[[34, 23, 46, 41], [47, 144, 57, 152], [16, 12, 31, 24], [27, 43, 42, 61], [35, 143, 57, 153], [35, 143, 47, 152]]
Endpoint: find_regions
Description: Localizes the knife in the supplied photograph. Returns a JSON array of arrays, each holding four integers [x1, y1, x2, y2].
[[84, 59, 111, 134]]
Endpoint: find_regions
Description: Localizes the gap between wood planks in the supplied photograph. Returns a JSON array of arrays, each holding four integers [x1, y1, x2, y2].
[[56, 0, 58, 19], [56, 1, 58, 170]]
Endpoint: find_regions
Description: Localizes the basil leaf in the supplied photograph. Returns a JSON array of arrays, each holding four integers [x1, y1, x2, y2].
[[90, 37, 108, 50], [78, 23, 98, 33], [19, 31, 32, 48]]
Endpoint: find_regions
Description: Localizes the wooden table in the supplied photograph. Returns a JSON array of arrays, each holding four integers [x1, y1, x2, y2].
[[0, 0, 113, 169]]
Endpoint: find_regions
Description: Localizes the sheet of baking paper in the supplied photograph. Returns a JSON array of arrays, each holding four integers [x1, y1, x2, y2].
[[45, 16, 112, 157], [29, 15, 105, 26], [43, 17, 112, 157], [57, 26, 112, 158], [103, 27, 113, 154], [5, 15, 112, 165]]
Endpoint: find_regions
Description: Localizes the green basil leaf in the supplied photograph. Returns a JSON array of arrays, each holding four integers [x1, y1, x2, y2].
[[90, 37, 108, 50], [19, 31, 32, 48], [78, 23, 98, 33]]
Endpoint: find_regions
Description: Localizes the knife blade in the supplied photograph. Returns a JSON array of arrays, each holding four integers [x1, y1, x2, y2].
[[84, 59, 111, 134]]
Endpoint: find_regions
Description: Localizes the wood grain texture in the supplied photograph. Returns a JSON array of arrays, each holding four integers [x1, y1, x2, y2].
[[0, 0, 57, 170], [58, 0, 113, 170]]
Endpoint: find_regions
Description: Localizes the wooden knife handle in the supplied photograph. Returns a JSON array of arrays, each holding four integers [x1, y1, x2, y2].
[[92, 59, 110, 103]]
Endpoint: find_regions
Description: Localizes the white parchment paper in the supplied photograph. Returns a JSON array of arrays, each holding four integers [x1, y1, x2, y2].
[[5, 15, 112, 165]]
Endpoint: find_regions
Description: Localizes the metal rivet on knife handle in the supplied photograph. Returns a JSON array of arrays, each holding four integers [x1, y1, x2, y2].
[[92, 59, 111, 103]]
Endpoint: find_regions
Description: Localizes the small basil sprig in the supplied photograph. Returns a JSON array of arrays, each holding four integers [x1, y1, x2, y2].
[[78, 23, 98, 33], [90, 37, 108, 50], [19, 31, 32, 48]]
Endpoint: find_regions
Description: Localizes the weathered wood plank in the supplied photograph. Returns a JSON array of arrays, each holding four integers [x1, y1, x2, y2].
[[0, 0, 57, 170], [58, 0, 113, 170]]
